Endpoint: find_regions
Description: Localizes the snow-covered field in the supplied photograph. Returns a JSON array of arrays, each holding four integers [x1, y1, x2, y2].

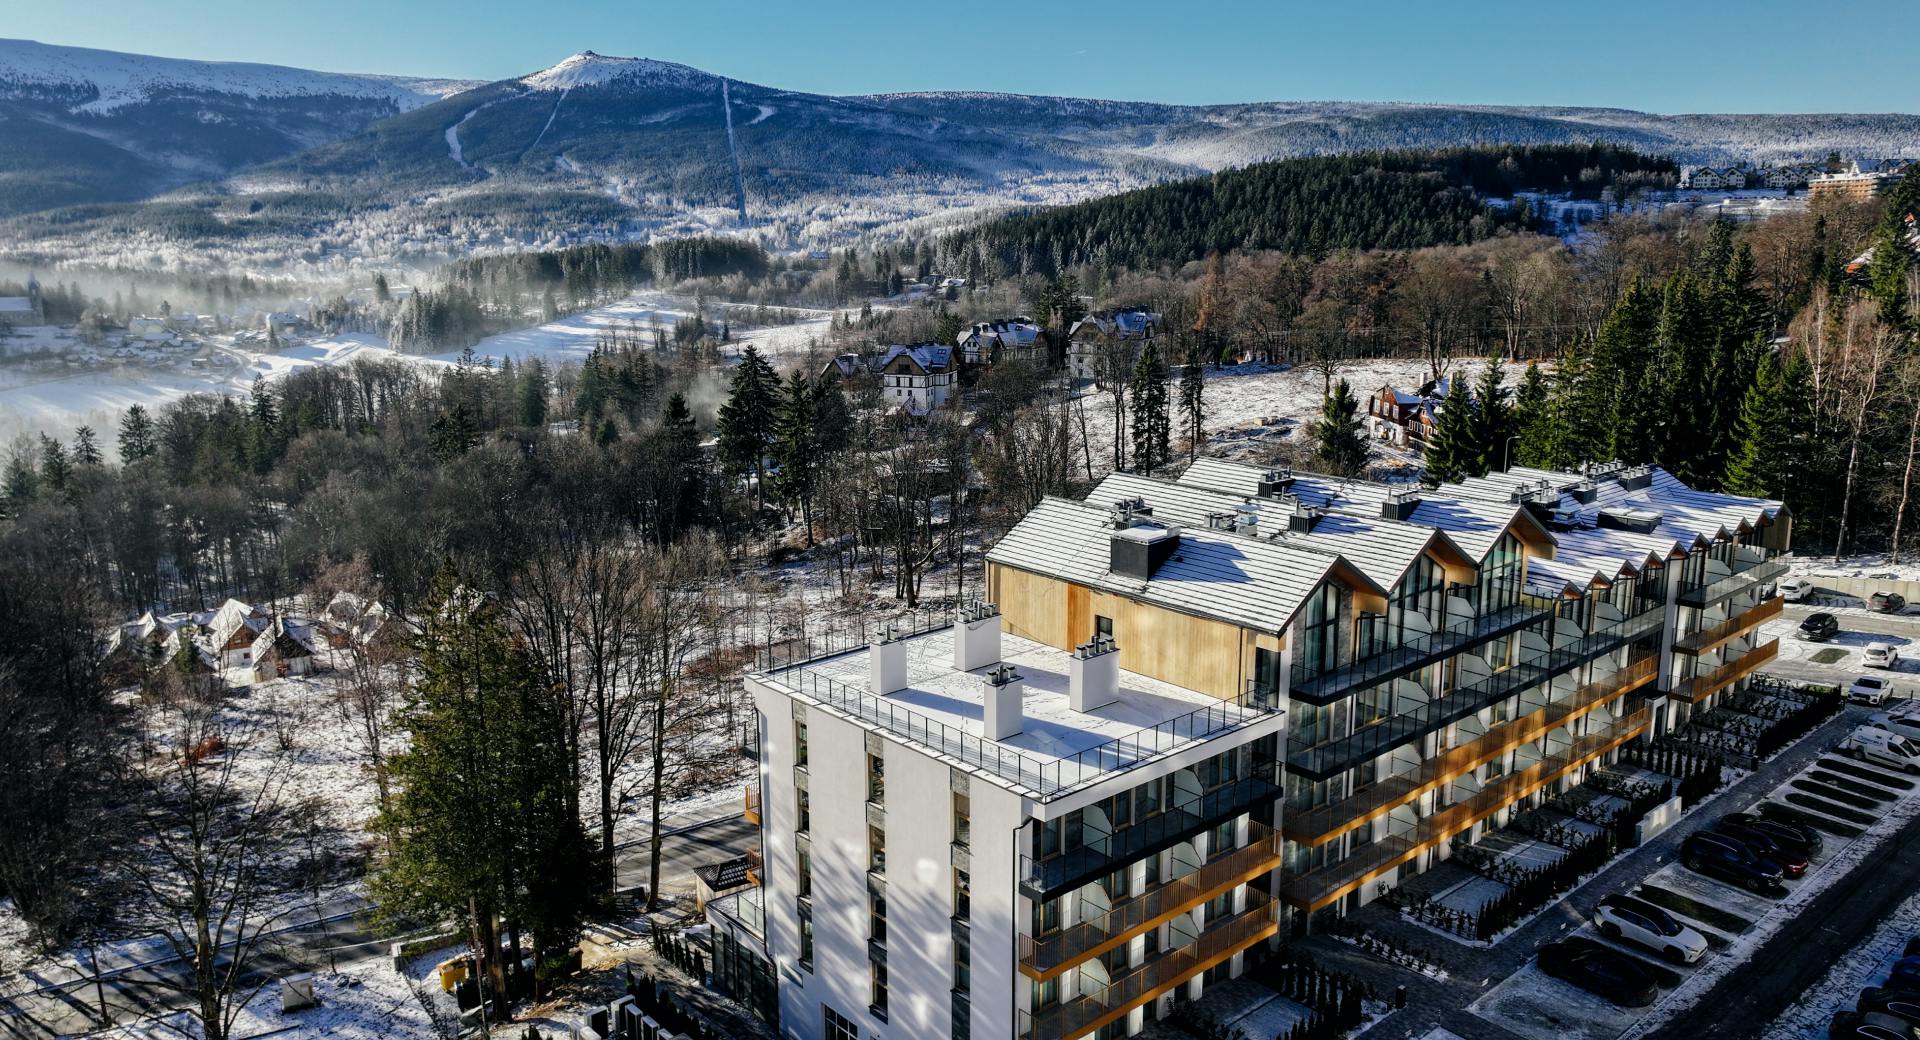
[[440, 289, 838, 367], [99, 962, 436, 1040]]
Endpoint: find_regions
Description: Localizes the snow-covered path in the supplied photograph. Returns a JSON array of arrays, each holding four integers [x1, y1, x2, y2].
[[444, 93, 517, 169], [524, 86, 570, 154]]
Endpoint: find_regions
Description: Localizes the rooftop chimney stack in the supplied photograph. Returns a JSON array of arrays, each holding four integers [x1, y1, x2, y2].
[[1234, 502, 1261, 535], [953, 601, 1002, 672], [1381, 487, 1421, 522], [869, 626, 907, 695], [982, 664, 1025, 740], [1257, 467, 1295, 498], [1070, 636, 1120, 711]]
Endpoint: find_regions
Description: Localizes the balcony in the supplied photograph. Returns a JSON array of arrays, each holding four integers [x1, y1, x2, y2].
[[1287, 602, 1665, 781], [1280, 705, 1650, 912], [745, 848, 763, 887], [1677, 554, 1788, 609], [1019, 775, 1281, 901], [743, 786, 761, 826], [1287, 577, 1558, 706], [1674, 598, 1783, 656], [1283, 655, 1658, 847], [1019, 821, 1282, 981], [1018, 891, 1278, 1040], [1673, 639, 1778, 702]]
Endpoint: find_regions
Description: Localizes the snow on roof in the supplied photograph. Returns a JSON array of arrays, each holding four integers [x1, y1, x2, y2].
[[878, 343, 954, 373], [520, 51, 711, 92], [987, 497, 1378, 635], [207, 597, 265, 647]]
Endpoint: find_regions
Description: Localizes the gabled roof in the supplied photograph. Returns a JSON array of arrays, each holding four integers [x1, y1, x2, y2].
[[207, 598, 266, 648], [878, 343, 953, 374], [251, 618, 316, 659], [986, 497, 1385, 636]]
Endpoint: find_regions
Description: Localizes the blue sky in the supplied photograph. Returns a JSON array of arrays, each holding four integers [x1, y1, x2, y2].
[[11, 0, 1915, 113]]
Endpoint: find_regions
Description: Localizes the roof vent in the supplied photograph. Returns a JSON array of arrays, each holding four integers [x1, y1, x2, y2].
[[1381, 486, 1421, 522], [1110, 522, 1181, 580], [1550, 507, 1582, 531], [1257, 467, 1294, 497], [1108, 497, 1153, 529], [1570, 480, 1598, 505], [982, 664, 1025, 740], [953, 601, 1001, 672], [1287, 503, 1326, 533], [1233, 502, 1261, 535], [1616, 464, 1654, 491], [1597, 507, 1662, 534], [1206, 511, 1237, 531], [1070, 636, 1120, 711]]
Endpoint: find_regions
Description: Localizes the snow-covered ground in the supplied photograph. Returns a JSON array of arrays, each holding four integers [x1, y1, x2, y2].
[[1763, 887, 1920, 1039], [98, 961, 436, 1040], [438, 289, 838, 368]]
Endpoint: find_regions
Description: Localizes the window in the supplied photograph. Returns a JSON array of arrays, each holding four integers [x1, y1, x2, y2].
[[824, 1005, 855, 1040], [868, 824, 886, 873], [870, 958, 889, 1018], [867, 752, 885, 805], [870, 885, 887, 943], [1211, 820, 1237, 854], [1389, 555, 1446, 648], [1031, 977, 1060, 1011], [797, 846, 812, 898], [953, 930, 972, 994], [1095, 614, 1113, 640], [1253, 647, 1282, 704], [799, 910, 814, 971], [794, 719, 809, 768], [1481, 533, 1524, 611], [1297, 583, 1344, 679], [953, 868, 971, 920], [1033, 896, 1061, 935], [953, 790, 971, 848], [797, 788, 810, 833]]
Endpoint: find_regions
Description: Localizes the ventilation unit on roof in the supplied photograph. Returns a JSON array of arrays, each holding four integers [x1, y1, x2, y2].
[[1586, 460, 1627, 481], [1381, 487, 1421, 522], [1550, 506, 1583, 531], [1257, 467, 1294, 497], [1570, 480, 1598, 505], [1597, 507, 1661, 534], [1234, 502, 1261, 535], [1616, 464, 1654, 491], [1108, 497, 1152, 529], [1110, 522, 1181, 580], [1287, 503, 1326, 533], [1206, 511, 1237, 531]]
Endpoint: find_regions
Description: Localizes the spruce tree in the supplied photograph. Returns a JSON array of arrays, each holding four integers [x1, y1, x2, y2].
[[245, 377, 282, 474], [518, 358, 550, 428], [1179, 344, 1206, 462], [37, 434, 70, 494], [716, 346, 778, 509], [1313, 378, 1371, 477], [71, 426, 103, 468], [771, 372, 822, 538], [1424, 376, 1478, 484], [1466, 354, 1513, 473], [1575, 278, 1658, 464], [1651, 272, 1716, 483], [1129, 341, 1171, 473], [1722, 351, 1794, 498], [1511, 362, 1554, 468], [118, 404, 157, 464]]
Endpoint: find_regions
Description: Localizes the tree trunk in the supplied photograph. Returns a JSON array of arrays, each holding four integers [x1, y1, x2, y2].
[[1894, 402, 1920, 564]]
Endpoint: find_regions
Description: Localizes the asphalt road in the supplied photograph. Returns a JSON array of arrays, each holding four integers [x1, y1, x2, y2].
[[0, 808, 758, 1039]]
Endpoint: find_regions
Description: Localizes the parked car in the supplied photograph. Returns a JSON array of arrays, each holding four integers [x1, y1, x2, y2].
[[1720, 811, 1824, 858], [1873, 591, 1909, 614], [1860, 989, 1920, 1029], [1594, 894, 1710, 964], [1713, 823, 1810, 877], [1802, 612, 1842, 641], [1842, 725, 1920, 774], [1537, 939, 1661, 1007], [1853, 675, 1895, 705], [1830, 1011, 1920, 1040], [1681, 831, 1786, 893], [1868, 712, 1920, 746], [1781, 578, 1815, 602], [1867, 643, 1903, 669]]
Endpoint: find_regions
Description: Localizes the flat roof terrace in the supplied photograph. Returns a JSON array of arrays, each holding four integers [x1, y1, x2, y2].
[[762, 626, 1281, 800]]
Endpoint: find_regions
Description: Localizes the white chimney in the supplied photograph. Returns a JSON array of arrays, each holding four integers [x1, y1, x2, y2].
[[954, 601, 1002, 672], [869, 629, 908, 695], [1070, 636, 1120, 711], [983, 664, 1025, 740]]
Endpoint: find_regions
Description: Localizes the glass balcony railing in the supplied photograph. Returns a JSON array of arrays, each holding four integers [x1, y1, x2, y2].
[[1286, 602, 1665, 781], [1018, 890, 1277, 1040], [1018, 774, 1281, 901], [1019, 821, 1282, 979], [1280, 705, 1651, 910], [1674, 598, 1783, 655], [1283, 654, 1658, 846], [1678, 553, 1788, 608], [1287, 577, 1557, 706], [1674, 638, 1779, 702]]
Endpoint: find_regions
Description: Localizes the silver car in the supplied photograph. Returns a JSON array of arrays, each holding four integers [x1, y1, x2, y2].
[[1594, 893, 1710, 964]]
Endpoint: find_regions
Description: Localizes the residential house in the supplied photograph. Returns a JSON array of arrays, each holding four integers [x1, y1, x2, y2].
[[0, 273, 44, 328], [1366, 379, 1446, 448], [252, 619, 319, 681], [877, 344, 958, 415], [717, 457, 1785, 1039], [956, 318, 1045, 366], [1067, 309, 1161, 382], [205, 598, 269, 669]]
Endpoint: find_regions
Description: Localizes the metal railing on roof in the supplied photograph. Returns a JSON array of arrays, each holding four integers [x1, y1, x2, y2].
[[754, 606, 953, 672], [763, 640, 1281, 799]]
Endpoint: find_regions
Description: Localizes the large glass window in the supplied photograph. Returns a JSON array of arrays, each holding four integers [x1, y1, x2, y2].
[[1389, 555, 1446, 647], [794, 720, 808, 768], [824, 1004, 854, 1040], [868, 824, 886, 873], [1297, 584, 1344, 679], [953, 790, 971, 848], [1480, 533, 1524, 612], [867, 752, 885, 804]]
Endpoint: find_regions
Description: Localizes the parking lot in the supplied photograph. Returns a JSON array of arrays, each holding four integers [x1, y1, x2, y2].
[[1765, 603, 1920, 693], [1467, 719, 1920, 1040]]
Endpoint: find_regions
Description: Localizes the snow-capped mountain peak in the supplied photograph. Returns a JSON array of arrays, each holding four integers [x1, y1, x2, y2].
[[0, 38, 469, 114], [519, 51, 713, 92]]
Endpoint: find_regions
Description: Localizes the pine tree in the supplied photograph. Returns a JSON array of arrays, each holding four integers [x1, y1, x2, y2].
[[1651, 272, 1716, 483], [1722, 351, 1794, 497], [1129, 341, 1171, 473], [771, 372, 822, 539], [518, 358, 550, 428], [1572, 278, 1658, 464], [428, 404, 479, 463], [1314, 378, 1371, 477], [1511, 362, 1554, 467], [1, 450, 34, 518], [1179, 344, 1206, 462], [372, 272, 392, 306], [1466, 354, 1513, 473], [1424, 376, 1478, 484], [118, 404, 157, 464], [716, 346, 778, 510], [655, 393, 706, 540], [71, 426, 103, 467], [245, 377, 282, 474]]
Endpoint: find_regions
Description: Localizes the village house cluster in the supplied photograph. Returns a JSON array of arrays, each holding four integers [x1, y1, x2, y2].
[[700, 457, 1785, 1040], [1680, 156, 1915, 196], [104, 591, 411, 686]]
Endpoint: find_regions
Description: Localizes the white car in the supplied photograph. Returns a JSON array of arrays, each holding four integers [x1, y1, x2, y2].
[[1594, 894, 1711, 964], [1867, 710, 1920, 744], [1864, 642, 1901, 669], [1850, 675, 1893, 705], [1779, 578, 1814, 602]]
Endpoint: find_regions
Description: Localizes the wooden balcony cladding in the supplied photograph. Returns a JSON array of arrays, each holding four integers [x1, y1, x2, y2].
[[743, 786, 761, 826], [745, 847, 762, 887], [1283, 656, 1658, 848], [1674, 598, 1783, 656], [1018, 821, 1282, 982], [1280, 706, 1650, 912], [1673, 639, 1779, 702], [1018, 893, 1277, 1040]]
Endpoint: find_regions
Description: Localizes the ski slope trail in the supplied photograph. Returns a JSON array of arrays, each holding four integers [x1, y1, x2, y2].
[[522, 87, 571, 158], [445, 94, 518, 170], [720, 79, 748, 224]]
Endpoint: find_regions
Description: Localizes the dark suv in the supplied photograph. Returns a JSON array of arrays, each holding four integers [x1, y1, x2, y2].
[[1873, 592, 1909, 614], [1681, 831, 1786, 893], [1799, 612, 1841, 641], [1714, 823, 1810, 877], [1721, 811, 1824, 858]]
